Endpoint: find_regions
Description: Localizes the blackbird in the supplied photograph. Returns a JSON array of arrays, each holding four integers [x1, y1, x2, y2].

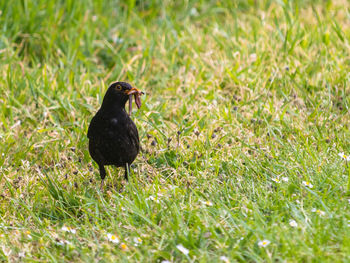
[[87, 81, 143, 189]]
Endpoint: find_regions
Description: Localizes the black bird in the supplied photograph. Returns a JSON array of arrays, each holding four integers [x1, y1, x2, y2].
[[87, 81, 143, 189]]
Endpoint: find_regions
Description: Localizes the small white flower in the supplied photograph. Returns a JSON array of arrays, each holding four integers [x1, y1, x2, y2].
[[61, 226, 76, 234], [302, 181, 313, 188], [289, 220, 298, 227], [133, 237, 142, 246], [338, 152, 349, 161], [271, 178, 280, 183], [347, 220, 350, 227], [318, 210, 326, 216], [220, 255, 229, 262], [25, 231, 32, 239], [112, 35, 124, 44], [18, 252, 25, 258], [201, 200, 213, 206], [311, 208, 325, 216], [107, 233, 120, 244], [161, 261, 171, 263], [176, 244, 189, 255], [281, 177, 289, 182], [258, 239, 270, 247], [146, 196, 160, 203], [57, 240, 72, 246], [190, 7, 198, 16]]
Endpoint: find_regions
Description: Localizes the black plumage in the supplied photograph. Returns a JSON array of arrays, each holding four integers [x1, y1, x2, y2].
[[87, 81, 143, 189]]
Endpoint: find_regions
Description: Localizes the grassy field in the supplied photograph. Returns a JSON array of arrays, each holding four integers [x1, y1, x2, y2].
[[1, 0, 350, 261]]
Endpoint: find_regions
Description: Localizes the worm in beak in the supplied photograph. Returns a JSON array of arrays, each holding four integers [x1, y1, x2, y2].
[[126, 88, 144, 115]]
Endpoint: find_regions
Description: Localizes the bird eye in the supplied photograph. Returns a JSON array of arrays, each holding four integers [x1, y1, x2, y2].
[[115, 85, 122, 90]]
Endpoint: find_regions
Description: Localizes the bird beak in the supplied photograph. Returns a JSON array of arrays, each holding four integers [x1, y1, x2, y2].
[[126, 87, 142, 95], [126, 87, 144, 115]]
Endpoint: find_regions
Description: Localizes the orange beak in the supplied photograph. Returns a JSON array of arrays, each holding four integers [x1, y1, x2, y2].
[[126, 87, 143, 96]]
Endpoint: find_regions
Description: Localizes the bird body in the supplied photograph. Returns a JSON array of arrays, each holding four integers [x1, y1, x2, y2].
[[87, 82, 143, 188]]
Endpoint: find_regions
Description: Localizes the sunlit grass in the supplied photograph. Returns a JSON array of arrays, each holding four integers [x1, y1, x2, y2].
[[0, 0, 350, 261]]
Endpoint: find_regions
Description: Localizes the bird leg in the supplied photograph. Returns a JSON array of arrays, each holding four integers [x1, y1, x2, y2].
[[99, 165, 106, 191], [124, 163, 130, 181]]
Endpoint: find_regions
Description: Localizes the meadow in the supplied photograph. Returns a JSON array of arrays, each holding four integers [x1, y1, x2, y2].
[[0, 0, 350, 262]]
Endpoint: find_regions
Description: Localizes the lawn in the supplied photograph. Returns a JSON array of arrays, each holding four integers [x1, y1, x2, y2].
[[1, 0, 350, 262]]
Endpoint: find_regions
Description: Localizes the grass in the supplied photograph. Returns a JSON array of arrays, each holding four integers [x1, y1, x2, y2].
[[0, 0, 350, 261]]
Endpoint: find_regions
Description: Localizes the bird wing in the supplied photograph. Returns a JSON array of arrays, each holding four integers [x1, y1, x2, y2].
[[88, 112, 109, 139], [87, 116, 97, 139], [126, 120, 140, 153]]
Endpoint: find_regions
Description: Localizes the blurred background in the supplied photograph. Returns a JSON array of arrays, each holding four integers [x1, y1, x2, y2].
[[0, 1, 349, 261]]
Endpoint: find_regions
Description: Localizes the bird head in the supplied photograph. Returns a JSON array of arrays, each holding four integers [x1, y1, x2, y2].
[[103, 81, 144, 115]]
